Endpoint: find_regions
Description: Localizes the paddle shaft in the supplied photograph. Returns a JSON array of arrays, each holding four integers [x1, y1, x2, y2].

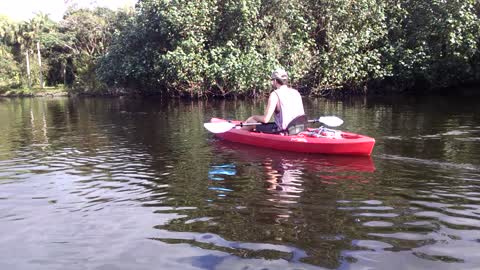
[[226, 119, 318, 130], [232, 122, 263, 127], [240, 119, 329, 126], [204, 116, 343, 133]]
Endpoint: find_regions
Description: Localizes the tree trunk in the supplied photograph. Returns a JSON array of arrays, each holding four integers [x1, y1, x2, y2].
[[25, 50, 31, 89], [36, 41, 43, 88], [63, 62, 67, 86]]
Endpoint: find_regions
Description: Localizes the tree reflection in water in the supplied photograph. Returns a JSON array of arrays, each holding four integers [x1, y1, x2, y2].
[[156, 140, 376, 268], [208, 141, 375, 222]]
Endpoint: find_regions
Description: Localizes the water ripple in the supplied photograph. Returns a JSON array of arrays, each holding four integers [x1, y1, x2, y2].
[[379, 154, 480, 172], [1, 97, 480, 269]]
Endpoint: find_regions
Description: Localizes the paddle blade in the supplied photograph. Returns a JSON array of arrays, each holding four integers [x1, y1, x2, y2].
[[204, 122, 236, 133], [318, 116, 344, 127]]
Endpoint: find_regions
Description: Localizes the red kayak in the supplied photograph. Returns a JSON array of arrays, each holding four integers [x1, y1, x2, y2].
[[207, 118, 375, 156], [212, 140, 376, 172]]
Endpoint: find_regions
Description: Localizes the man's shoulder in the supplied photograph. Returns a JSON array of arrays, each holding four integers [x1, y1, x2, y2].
[[268, 91, 279, 99], [278, 86, 300, 94], [275, 85, 291, 92]]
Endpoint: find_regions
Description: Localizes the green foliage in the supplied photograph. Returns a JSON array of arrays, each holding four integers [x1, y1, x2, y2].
[[0, 17, 21, 88], [2, 0, 480, 96], [206, 0, 315, 95], [96, 11, 159, 89], [98, 0, 316, 97], [0, 44, 21, 88], [306, 0, 388, 94], [58, 7, 132, 92], [383, 0, 480, 90], [0, 8, 131, 91]]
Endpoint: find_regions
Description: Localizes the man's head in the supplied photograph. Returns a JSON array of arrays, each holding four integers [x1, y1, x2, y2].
[[271, 68, 288, 86]]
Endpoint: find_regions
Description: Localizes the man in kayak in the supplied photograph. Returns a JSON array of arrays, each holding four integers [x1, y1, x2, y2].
[[244, 68, 306, 134]]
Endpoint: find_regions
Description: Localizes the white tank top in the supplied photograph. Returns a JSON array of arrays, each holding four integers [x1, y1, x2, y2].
[[273, 85, 305, 130]]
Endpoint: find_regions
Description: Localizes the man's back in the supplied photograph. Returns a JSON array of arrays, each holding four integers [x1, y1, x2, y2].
[[274, 85, 305, 130]]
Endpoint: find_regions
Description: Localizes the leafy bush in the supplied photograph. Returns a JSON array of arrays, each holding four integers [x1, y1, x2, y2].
[[3, 0, 480, 96], [98, 0, 316, 97], [0, 44, 21, 88]]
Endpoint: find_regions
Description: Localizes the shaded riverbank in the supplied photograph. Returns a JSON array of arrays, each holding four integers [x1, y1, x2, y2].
[[0, 87, 68, 98], [1, 83, 479, 99]]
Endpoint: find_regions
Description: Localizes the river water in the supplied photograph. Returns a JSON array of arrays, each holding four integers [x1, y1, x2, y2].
[[0, 96, 479, 270]]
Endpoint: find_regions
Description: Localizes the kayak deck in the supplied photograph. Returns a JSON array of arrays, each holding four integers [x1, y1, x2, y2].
[[209, 118, 375, 156]]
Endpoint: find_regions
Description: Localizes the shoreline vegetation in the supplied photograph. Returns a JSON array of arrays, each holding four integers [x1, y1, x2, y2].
[[1, 1, 480, 99], [2, 84, 478, 99], [0, 86, 68, 98]]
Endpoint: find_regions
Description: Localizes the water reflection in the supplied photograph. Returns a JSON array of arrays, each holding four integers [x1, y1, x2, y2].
[[158, 140, 379, 267], [208, 164, 236, 198], [151, 137, 371, 262], [1, 97, 480, 269], [210, 141, 376, 220]]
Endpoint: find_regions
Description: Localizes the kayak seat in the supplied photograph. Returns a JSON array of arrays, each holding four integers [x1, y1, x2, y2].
[[286, 114, 307, 135]]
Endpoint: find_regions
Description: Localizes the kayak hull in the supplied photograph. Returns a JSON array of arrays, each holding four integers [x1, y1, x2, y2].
[[209, 118, 375, 156]]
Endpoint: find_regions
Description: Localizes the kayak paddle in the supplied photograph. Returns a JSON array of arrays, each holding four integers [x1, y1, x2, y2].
[[204, 116, 344, 134], [204, 121, 261, 133], [308, 116, 344, 127]]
